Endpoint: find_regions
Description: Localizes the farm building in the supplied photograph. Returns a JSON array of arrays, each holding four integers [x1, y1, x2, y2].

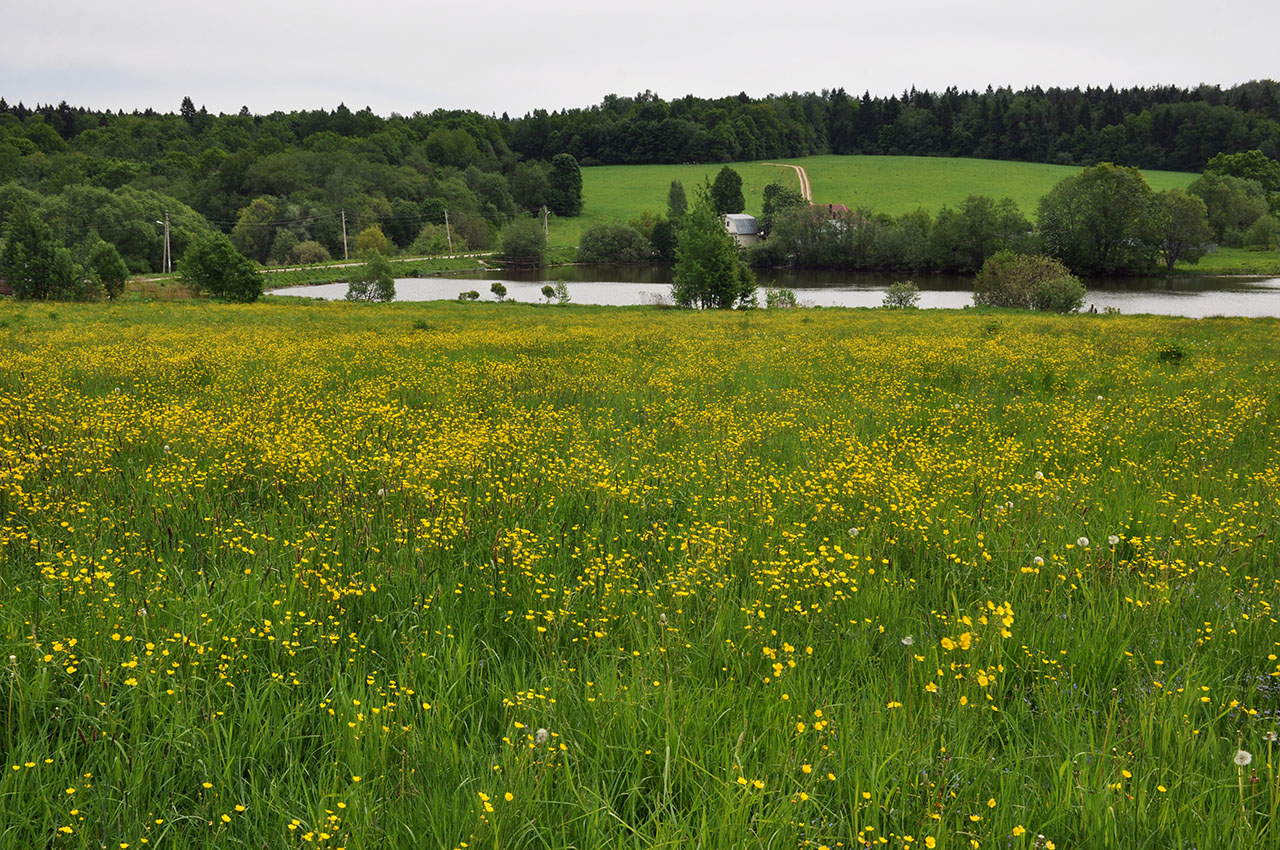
[[724, 214, 759, 246]]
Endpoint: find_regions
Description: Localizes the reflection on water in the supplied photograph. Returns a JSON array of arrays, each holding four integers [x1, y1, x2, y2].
[[269, 265, 1280, 318]]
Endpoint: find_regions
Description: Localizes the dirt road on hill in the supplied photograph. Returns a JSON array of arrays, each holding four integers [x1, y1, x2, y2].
[[764, 162, 812, 202]]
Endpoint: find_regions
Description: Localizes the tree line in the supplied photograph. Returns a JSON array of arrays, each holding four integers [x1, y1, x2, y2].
[[506, 83, 1280, 171], [0, 97, 583, 278]]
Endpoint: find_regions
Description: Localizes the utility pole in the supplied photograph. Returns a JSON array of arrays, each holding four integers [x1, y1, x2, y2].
[[162, 212, 171, 274], [155, 213, 172, 273], [341, 210, 349, 260], [444, 209, 453, 254]]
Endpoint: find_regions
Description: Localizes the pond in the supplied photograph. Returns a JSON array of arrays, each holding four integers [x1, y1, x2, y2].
[[269, 265, 1280, 318]]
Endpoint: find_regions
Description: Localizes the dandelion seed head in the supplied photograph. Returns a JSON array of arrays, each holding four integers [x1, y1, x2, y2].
[[1108, 535, 1120, 546], [901, 635, 914, 646], [535, 728, 549, 744], [1077, 537, 1090, 548], [1235, 749, 1252, 766]]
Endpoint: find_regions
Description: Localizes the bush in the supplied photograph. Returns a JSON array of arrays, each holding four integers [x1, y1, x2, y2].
[[541, 284, 555, 303], [345, 250, 395, 302], [554, 280, 570, 304], [973, 251, 1083, 312], [289, 240, 331, 265], [883, 280, 920, 309], [1244, 214, 1280, 250], [765, 287, 797, 308], [409, 224, 450, 256], [1029, 275, 1086, 313], [354, 225, 390, 256], [576, 224, 651, 264], [458, 290, 480, 301], [490, 282, 507, 302], [500, 218, 547, 267]]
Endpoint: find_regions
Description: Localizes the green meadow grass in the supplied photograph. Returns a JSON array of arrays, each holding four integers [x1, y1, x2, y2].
[[1174, 246, 1280, 276], [566, 156, 1199, 246], [1, 300, 1278, 849]]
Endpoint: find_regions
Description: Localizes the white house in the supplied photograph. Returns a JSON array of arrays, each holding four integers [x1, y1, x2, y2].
[[724, 214, 760, 247]]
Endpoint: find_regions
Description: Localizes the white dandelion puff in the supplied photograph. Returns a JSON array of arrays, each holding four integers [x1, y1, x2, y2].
[[901, 635, 914, 647], [848, 527, 860, 537], [1035, 471, 1044, 480], [535, 728, 549, 745], [1235, 749, 1252, 767], [1108, 535, 1120, 546], [1077, 537, 1090, 548], [1033, 556, 1045, 566]]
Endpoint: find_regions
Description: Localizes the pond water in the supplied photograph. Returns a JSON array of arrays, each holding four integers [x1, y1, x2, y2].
[[269, 265, 1280, 318]]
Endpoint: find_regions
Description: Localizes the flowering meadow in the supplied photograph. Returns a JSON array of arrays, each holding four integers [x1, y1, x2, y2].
[[1, 301, 1278, 849]]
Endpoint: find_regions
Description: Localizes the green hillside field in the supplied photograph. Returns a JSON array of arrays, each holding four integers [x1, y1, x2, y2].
[[549, 155, 1198, 248]]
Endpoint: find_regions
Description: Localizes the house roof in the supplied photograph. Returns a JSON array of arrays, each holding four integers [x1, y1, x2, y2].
[[724, 214, 759, 235]]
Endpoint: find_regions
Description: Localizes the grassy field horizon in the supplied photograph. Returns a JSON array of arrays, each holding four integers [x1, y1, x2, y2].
[[551, 155, 1199, 248]]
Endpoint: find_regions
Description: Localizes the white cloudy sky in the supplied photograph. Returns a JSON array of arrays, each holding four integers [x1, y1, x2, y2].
[[3, 0, 1278, 116]]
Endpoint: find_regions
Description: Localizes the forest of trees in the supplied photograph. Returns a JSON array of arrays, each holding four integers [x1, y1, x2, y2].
[[0, 81, 1278, 280], [0, 98, 582, 275], [506, 82, 1280, 170]]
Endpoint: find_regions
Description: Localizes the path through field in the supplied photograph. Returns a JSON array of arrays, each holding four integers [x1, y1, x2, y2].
[[765, 162, 812, 202]]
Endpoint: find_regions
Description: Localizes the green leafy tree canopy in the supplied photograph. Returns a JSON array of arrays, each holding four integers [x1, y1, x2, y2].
[[345, 249, 395, 302], [547, 153, 583, 217], [710, 166, 745, 216], [672, 194, 754, 309], [179, 232, 263, 302]]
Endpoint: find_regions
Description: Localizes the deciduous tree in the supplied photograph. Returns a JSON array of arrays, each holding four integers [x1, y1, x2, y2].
[[1149, 189, 1212, 271], [547, 153, 583, 217], [0, 203, 86, 300], [672, 196, 754, 309], [230, 197, 278, 263], [1187, 172, 1269, 244], [760, 182, 806, 235], [179, 232, 263, 302], [1036, 163, 1156, 275]]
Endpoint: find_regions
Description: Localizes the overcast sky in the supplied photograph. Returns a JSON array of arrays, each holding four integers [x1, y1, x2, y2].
[[3, 0, 1278, 117]]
